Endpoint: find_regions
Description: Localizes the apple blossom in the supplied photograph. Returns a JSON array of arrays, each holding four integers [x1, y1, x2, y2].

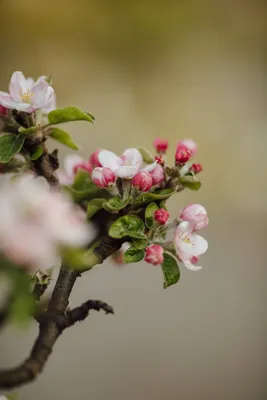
[[175, 145, 191, 164], [0, 71, 54, 113], [180, 204, 209, 231], [191, 163, 202, 174], [154, 138, 168, 154], [149, 164, 165, 185], [57, 154, 91, 185], [0, 174, 93, 270], [145, 244, 164, 265], [174, 221, 208, 271], [154, 208, 169, 225], [132, 171, 153, 192], [177, 139, 197, 156], [92, 167, 116, 188], [89, 149, 102, 168]]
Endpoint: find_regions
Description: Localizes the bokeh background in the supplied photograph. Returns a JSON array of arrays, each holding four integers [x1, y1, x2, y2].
[[0, 0, 267, 399]]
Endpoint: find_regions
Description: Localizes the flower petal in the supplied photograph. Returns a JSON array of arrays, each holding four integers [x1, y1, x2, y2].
[[31, 81, 49, 107], [122, 148, 142, 169], [142, 161, 157, 173], [98, 150, 122, 170], [9, 71, 28, 101], [64, 154, 84, 176], [115, 166, 139, 178], [190, 233, 208, 256], [183, 260, 202, 272], [0, 93, 33, 112]]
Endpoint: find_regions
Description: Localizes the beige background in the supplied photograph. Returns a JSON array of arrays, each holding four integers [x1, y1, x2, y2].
[[0, 0, 266, 399]]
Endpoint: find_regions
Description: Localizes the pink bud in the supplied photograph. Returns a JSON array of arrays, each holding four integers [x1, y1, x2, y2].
[[149, 164, 164, 185], [92, 167, 116, 188], [89, 149, 102, 168], [154, 138, 168, 154], [73, 161, 92, 174], [180, 204, 209, 231], [145, 244, 164, 265], [0, 105, 7, 116], [155, 155, 165, 166], [177, 139, 197, 156], [175, 145, 191, 164], [132, 171, 153, 192], [154, 208, 170, 225], [191, 163, 202, 174]]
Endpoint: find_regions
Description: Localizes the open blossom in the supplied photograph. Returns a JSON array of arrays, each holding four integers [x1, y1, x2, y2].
[[92, 167, 116, 188], [57, 154, 91, 185], [98, 148, 157, 179], [145, 244, 164, 265], [154, 208, 169, 225], [154, 138, 168, 154], [0, 71, 54, 113], [177, 139, 197, 156], [0, 174, 93, 270], [180, 204, 208, 231], [174, 221, 208, 271], [132, 171, 152, 192]]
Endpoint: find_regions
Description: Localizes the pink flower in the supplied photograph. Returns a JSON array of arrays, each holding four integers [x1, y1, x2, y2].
[[145, 244, 164, 265], [180, 204, 209, 231], [191, 163, 202, 174], [177, 139, 197, 156], [0, 71, 54, 113], [175, 145, 191, 164], [154, 208, 169, 225], [174, 221, 208, 271], [73, 161, 92, 175], [57, 154, 91, 185], [0, 105, 7, 116], [154, 138, 168, 154], [132, 171, 153, 192], [89, 149, 102, 168], [26, 75, 56, 113], [149, 164, 165, 185], [98, 148, 157, 179], [92, 167, 116, 188]]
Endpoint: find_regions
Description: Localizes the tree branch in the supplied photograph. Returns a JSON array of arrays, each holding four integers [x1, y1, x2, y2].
[[65, 300, 114, 327]]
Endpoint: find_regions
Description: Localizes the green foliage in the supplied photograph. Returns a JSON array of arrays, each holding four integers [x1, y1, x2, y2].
[[132, 238, 148, 250], [62, 248, 100, 273], [145, 202, 159, 228], [123, 246, 145, 263], [103, 196, 130, 212], [137, 147, 155, 164], [161, 253, 180, 289], [133, 188, 175, 205], [49, 128, 79, 150], [0, 134, 25, 163], [109, 215, 146, 239], [179, 175, 201, 191], [31, 146, 43, 160], [87, 198, 106, 219], [48, 106, 94, 125]]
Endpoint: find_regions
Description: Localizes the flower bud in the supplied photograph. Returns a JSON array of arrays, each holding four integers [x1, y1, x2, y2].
[[191, 163, 202, 174], [180, 204, 208, 231], [132, 171, 153, 192], [175, 145, 191, 164], [73, 161, 92, 174], [145, 244, 164, 265], [0, 105, 7, 116], [155, 155, 165, 166], [149, 164, 164, 185], [92, 167, 116, 188], [177, 139, 197, 156], [89, 149, 102, 168], [154, 138, 168, 154], [154, 208, 170, 225]]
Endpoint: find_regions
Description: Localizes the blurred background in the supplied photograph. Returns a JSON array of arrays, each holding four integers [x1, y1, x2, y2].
[[0, 0, 266, 399]]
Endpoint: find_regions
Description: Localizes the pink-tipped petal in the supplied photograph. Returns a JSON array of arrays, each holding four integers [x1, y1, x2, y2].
[[122, 148, 143, 169], [98, 150, 122, 170], [9, 71, 27, 101]]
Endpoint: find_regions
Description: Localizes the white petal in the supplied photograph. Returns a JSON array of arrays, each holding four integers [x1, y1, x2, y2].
[[31, 82, 49, 107], [64, 154, 83, 176], [98, 150, 122, 170], [0, 93, 33, 112], [183, 260, 203, 272], [122, 148, 142, 169], [142, 161, 157, 173], [9, 71, 27, 101], [115, 166, 139, 178], [190, 233, 208, 256]]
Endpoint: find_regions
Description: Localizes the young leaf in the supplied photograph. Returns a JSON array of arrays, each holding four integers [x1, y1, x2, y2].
[[145, 202, 159, 228], [49, 128, 79, 150], [124, 246, 145, 263], [48, 106, 94, 125], [103, 196, 130, 212], [109, 215, 146, 239], [179, 175, 201, 191], [161, 253, 180, 289], [137, 147, 155, 164], [132, 238, 148, 250], [72, 169, 91, 190], [0, 134, 25, 163], [133, 188, 175, 205], [87, 198, 106, 219], [31, 146, 43, 160]]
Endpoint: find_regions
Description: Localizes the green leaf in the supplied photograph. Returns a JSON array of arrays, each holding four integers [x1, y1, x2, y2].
[[0, 134, 25, 163], [103, 196, 130, 212], [179, 175, 201, 191], [49, 128, 79, 150], [145, 202, 159, 228], [48, 106, 94, 125], [109, 215, 146, 239], [72, 169, 91, 190], [159, 200, 167, 210], [87, 198, 106, 219], [138, 147, 155, 164], [124, 246, 145, 263], [132, 238, 148, 250], [63, 185, 108, 202], [161, 253, 180, 289], [31, 146, 43, 160], [62, 248, 100, 273], [134, 188, 175, 205]]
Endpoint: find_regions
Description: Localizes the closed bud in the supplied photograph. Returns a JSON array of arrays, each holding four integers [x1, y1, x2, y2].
[[180, 204, 208, 231], [176, 139, 197, 156], [154, 138, 168, 154], [92, 167, 116, 188], [132, 171, 152, 192], [145, 244, 164, 265], [175, 145, 191, 164], [191, 163, 202, 174], [154, 208, 170, 225], [89, 149, 102, 168], [73, 161, 92, 174], [0, 105, 7, 116], [149, 164, 165, 185]]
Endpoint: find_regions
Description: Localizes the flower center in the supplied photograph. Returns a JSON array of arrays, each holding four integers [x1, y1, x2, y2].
[[182, 235, 193, 245], [20, 89, 32, 103]]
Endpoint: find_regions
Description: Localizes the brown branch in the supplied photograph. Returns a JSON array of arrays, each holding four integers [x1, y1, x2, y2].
[[65, 300, 114, 327], [33, 149, 59, 187]]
